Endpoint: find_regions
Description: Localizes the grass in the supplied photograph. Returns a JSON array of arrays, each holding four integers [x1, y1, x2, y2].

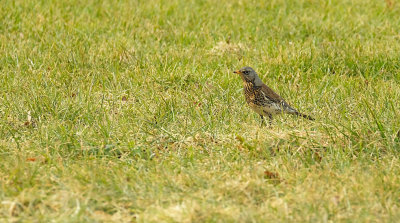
[[1, 0, 400, 221]]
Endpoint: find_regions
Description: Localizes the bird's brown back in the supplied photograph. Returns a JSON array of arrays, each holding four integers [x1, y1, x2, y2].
[[260, 84, 285, 104], [243, 81, 296, 114]]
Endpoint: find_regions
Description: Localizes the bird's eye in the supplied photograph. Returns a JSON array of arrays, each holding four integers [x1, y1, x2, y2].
[[243, 71, 248, 74]]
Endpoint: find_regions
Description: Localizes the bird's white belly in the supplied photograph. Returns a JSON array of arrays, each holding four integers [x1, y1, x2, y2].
[[248, 102, 282, 115]]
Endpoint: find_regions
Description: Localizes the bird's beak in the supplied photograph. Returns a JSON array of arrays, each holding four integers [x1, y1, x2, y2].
[[234, 70, 241, 74]]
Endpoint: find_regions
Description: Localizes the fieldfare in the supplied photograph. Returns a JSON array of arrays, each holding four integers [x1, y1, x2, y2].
[[234, 66, 314, 125]]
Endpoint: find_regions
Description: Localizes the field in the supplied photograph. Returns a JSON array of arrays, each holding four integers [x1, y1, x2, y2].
[[1, 0, 400, 222]]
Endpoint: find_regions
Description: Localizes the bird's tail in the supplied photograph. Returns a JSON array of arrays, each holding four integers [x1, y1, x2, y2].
[[284, 106, 314, 121], [295, 112, 314, 121]]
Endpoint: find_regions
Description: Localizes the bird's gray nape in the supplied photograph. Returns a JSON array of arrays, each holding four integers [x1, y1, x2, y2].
[[253, 76, 264, 86]]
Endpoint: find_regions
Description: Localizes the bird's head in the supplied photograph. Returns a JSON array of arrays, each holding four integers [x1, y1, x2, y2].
[[234, 66, 263, 86]]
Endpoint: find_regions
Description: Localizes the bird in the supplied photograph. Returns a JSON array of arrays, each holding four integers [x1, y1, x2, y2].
[[234, 66, 314, 126]]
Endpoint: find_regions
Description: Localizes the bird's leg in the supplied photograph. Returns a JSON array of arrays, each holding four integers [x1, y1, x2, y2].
[[267, 113, 273, 126], [260, 115, 264, 127]]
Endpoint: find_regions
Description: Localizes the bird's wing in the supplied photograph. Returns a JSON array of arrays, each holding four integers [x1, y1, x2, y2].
[[260, 84, 285, 103], [260, 84, 297, 113]]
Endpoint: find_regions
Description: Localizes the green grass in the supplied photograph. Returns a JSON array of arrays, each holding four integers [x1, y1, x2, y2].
[[1, 0, 400, 221]]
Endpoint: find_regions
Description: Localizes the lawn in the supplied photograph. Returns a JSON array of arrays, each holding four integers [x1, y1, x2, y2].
[[1, 0, 400, 222]]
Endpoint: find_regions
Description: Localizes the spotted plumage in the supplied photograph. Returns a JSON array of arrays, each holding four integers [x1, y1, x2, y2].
[[234, 66, 314, 125]]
